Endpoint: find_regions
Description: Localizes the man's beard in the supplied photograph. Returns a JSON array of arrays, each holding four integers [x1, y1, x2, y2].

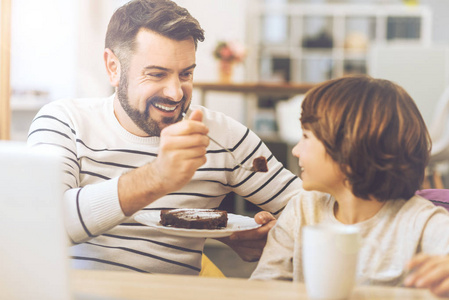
[[117, 70, 188, 137]]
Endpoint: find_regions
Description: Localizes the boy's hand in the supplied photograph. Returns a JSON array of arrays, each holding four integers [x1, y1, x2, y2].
[[404, 253, 449, 297], [216, 211, 276, 262]]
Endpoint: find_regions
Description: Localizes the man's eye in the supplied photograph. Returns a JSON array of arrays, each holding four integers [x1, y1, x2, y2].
[[302, 133, 308, 139], [148, 73, 165, 78], [180, 71, 193, 79]]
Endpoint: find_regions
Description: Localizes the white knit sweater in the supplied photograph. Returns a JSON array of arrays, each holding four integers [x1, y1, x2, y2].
[[251, 191, 449, 285], [27, 95, 301, 275]]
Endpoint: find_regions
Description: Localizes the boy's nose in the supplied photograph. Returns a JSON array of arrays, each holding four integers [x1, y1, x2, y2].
[[292, 142, 300, 158]]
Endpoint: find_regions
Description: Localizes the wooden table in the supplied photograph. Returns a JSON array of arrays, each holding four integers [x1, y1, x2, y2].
[[71, 270, 445, 300]]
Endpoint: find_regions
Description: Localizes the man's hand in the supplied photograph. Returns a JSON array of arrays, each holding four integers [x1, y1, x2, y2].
[[118, 110, 209, 216], [404, 253, 449, 297], [151, 110, 209, 193], [217, 211, 276, 262]]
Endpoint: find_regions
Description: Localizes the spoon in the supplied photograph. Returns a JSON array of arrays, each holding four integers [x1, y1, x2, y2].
[[181, 111, 267, 172]]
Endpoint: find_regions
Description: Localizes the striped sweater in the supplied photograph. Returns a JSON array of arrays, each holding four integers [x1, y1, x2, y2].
[[27, 94, 302, 275]]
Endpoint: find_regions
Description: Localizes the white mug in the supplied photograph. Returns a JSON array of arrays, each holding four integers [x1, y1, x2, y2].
[[302, 224, 361, 300]]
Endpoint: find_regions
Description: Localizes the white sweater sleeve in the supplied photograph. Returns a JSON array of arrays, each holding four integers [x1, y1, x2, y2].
[[415, 203, 449, 255], [63, 178, 126, 243], [27, 101, 127, 244], [250, 197, 298, 280]]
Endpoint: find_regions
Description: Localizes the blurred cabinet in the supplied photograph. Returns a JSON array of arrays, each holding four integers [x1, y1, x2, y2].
[[11, 100, 49, 141], [247, 3, 432, 83], [10, 91, 50, 141]]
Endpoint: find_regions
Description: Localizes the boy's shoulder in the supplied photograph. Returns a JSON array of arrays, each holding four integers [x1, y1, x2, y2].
[[414, 190, 449, 211], [286, 190, 333, 219], [393, 194, 449, 221], [297, 190, 332, 204], [403, 194, 448, 210]]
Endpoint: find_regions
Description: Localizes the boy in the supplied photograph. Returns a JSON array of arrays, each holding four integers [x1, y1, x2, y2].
[[250, 75, 449, 297]]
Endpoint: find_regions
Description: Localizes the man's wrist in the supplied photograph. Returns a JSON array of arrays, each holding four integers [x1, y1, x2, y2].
[[142, 161, 171, 197], [117, 162, 168, 216]]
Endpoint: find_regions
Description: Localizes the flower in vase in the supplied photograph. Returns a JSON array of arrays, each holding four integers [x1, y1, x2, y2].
[[213, 40, 246, 64], [213, 40, 247, 82]]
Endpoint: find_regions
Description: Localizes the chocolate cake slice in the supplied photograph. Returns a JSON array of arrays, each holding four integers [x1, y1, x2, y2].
[[160, 209, 228, 229]]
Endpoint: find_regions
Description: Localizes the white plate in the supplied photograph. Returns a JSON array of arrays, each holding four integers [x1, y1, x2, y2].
[[134, 210, 261, 238]]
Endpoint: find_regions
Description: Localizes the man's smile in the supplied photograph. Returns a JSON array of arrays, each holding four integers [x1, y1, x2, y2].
[[153, 102, 178, 112]]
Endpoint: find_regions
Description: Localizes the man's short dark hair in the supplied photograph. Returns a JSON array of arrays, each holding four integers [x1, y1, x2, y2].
[[300, 75, 431, 201], [105, 0, 205, 65]]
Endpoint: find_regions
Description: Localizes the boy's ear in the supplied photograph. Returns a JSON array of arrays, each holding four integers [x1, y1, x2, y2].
[[342, 164, 352, 174], [341, 164, 352, 186], [104, 48, 120, 87]]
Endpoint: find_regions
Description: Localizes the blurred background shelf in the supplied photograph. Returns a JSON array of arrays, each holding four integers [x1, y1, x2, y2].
[[10, 92, 50, 140], [11, 99, 49, 111], [194, 81, 314, 133], [247, 3, 432, 84]]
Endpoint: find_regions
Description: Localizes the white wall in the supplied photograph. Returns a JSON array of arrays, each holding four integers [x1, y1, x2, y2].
[[10, 0, 79, 140], [75, 0, 125, 98], [10, 0, 78, 100]]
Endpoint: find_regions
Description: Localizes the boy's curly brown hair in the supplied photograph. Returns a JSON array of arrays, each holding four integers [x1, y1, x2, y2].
[[300, 75, 431, 201]]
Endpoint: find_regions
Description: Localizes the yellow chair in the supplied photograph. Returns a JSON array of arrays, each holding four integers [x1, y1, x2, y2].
[[199, 254, 226, 277]]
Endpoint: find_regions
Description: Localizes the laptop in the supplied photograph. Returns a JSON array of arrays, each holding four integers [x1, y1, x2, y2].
[[0, 141, 132, 300], [0, 141, 71, 300]]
